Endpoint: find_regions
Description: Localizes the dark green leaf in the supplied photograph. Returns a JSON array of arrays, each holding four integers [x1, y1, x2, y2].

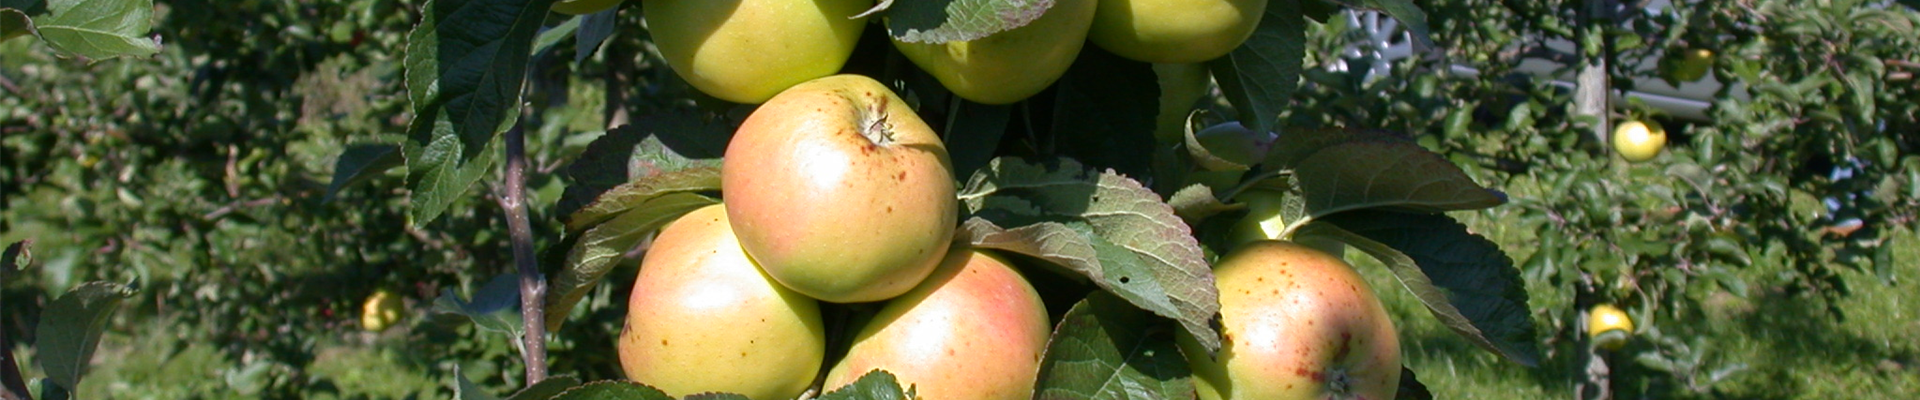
[[530, 15, 579, 57], [432, 273, 524, 336], [816, 370, 911, 400], [507, 376, 585, 400], [1050, 47, 1158, 180], [401, 0, 558, 226], [545, 193, 717, 332], [455, 366, 504, 400], [1291, 140, 1506, 216], [563, 168, 721, 233], [1397, 366, 1431, 400], [556, 110, 731, 223], [944, 101, 1011, 180], [1304, 212, 1541, 366], [324, 144, 404, 202], [550, 381, 673, 400], [37, 281, 135, 390], [958, 157, 1221, 353], [1, 8, 33, 42], [2, 240, 28, 272], [884, 0, 1056, 43], [1208, 0, 1305, 134], [1033, 291, 1193, 400], [32, 0, 159, 59], [572, 10, 617, 64]]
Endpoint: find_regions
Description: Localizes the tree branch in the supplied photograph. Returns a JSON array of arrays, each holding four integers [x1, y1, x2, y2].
[[501, 121, 548, 383]]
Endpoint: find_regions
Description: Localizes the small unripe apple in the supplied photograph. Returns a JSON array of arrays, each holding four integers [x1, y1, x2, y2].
[[1586, 304, 1634, 351], [644, 0, 871, 103], [824, 247, 1050, 400], [1087, 0, 1267, 63], [1663, 48, 1713, 83], [360, 289, 404, 332], [1177, 241, 1400, 400], [1153, 62, 1212, 143], [892, 0, 1097, 104], [1612, 120, 1667, 163], [551, 0, 621, 15], [618, 204, 827, 400], [723, 74, 959, 303]]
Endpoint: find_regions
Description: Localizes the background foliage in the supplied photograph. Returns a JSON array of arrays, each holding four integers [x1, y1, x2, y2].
[[1, 0, 1916, 398]]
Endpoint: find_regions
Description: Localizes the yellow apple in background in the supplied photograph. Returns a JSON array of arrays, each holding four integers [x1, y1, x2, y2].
[[644, 0, 871, 103], [360, 289, 404, 332], [1587, 304, 1634, 351], [617, 204, 827, 400], [1153, 62, 1212, 144], [1612, 119, 1667, 163], [1177, 241, 1400, 400], [722, 75, 958, 303], [893, 0, 1096, 104], [1087, 0, 1267, 63], [824, 246, 1050, 400], [551, 0, 621, 15]]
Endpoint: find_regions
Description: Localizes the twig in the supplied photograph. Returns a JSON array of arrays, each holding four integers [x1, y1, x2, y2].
[[501, 120, 548, 383]]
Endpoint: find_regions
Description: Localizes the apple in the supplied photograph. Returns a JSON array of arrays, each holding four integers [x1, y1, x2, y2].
[[1663, 48, 1713, 83], [823, 246, 1050, 400], [1087, 0, 1267, 63], [1223, 189, 1347, 258], [1153, 62, 1213, 144], [360, 289, 404, 332], [644, 0, 871, 103], [1586, 304, 1634, 351], [892, 0, 1096, 104], [617, 204, 827, 399], [551, 0, 621, 15], [723, 74, 959, 303], [1612, 119, 1667, 163], [1177, 240, 1400, 400]]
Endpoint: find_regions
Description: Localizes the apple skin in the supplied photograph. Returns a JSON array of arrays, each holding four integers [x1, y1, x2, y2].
[[617, 204, 827, 400], [892, 0, 1096, 104], [644, 0, 871, 103], [1177, 240, 1400, 400], [1587, 304, 1634, 351], [723, 74, 959, 303], [823, 246, 1051, 400], [1087, 0, 1267, 63], [1612, 120, 1667, 163], [1153, 62, 1212, 144], [1664, 48, 1713, 83], [360, 289, 404, 332], [551, 0, 621, 15]]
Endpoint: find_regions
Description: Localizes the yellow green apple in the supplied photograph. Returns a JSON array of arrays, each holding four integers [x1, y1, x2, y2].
[[1153, 62, 1212, 144], [1087, 0, 1267, 63], [722, 74, 959, 303], [1612, 120, 1666, 163], [644, 0, 871, 103], [617, 204, 827, 399], [823, 246, 1050, 400], [892, 0, 1096, 104], [1177, 240, 1400, 400]]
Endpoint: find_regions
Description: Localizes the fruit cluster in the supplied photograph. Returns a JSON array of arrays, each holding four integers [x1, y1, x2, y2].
[[617, 75, 1051, 400], [561, 0, 1267, 105]]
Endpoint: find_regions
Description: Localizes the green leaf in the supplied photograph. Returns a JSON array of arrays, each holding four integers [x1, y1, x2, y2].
[[1397, 366, 1432, 400], [816, 370, 911, 400], [324, 144, 404, 202], [549, 381, 673, 400], [530, 14, 579, 58], [1166, 184, 1232, 226], [1052, 44, 1152, 179], [1, 8, 33, 43], [455, 366, 504, 400], [883, 0, 1056, 43], [958, 157, 1221, 353], [1302, 212, 1541, 366], [1033, 291, 1193, 400], [544, 193, 717, 332], [401, 0, 558, 226], [556, 110, 731, 224], [1359, 0, 1434, 52], [31, 0, 159, 59], [944, 101, 1012, 180], [1291, 140, 1506, 216], [36, 281, 135, 390], [562, 168, 721, 232], [2, 240, 28, 272], [1050, 47, 1159, 180], [507, 376, 586, 400], [1207, 0, 1305, 134], [571, 10, 617, 64], [432, 273, 524, 336]]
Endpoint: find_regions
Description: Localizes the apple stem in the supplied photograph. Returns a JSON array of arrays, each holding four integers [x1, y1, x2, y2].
[[501, 118, 549, 384]]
